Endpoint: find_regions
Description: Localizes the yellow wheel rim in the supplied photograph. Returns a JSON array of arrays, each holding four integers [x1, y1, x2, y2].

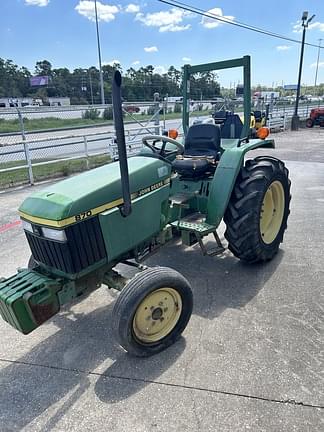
[[260, 180, 285, 244], [132, 287, 182, 344]]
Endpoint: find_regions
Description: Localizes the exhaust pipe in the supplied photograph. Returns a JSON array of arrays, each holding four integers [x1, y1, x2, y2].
[[112, 70, 132, 217]]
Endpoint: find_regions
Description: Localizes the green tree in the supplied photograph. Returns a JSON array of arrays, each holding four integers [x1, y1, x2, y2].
[[35, 60, 52, 76], [0, 58, 226, 104]]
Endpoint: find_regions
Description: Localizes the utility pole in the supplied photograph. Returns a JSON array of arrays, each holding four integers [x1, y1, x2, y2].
[[291, 11, 315, 130], [314, 38, 322, 94], [94, 0, 105, 105]]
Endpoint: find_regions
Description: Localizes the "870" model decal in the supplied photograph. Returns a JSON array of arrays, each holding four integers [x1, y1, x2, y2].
[[75, 210, 93, 221]]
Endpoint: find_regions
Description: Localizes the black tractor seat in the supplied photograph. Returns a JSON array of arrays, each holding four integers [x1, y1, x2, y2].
[[172, 123, 221, 178]]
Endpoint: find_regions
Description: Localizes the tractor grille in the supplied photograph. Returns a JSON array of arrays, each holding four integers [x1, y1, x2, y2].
[[25, 216, 107, 274]]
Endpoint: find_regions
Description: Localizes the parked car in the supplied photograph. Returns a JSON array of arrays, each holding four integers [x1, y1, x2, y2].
[[123, 105, 140, 113]]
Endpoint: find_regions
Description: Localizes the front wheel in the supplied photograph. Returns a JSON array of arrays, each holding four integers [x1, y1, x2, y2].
[[306, 118, 314, 128], [112, 267, 193, 357], [224, 156, 291, 263]]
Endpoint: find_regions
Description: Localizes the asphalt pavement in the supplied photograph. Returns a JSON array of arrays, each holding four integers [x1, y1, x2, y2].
[[0, 128, 323, 431]]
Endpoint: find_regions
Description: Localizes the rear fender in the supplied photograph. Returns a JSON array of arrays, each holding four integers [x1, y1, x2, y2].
[[205, 138, 275, 226]]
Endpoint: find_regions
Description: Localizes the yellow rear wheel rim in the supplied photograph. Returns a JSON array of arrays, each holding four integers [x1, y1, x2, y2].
[[260, 180, 285, 244], [133, 287, 182, 343]]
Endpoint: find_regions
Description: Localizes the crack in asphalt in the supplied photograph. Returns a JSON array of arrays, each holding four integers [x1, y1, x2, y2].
[[1, 357, 323, 410]]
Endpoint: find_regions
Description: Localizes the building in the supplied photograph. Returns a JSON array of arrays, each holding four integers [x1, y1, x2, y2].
[[0, 96, 71, 108], [0, 97, 34, 108], [48, 97, 70, 106]]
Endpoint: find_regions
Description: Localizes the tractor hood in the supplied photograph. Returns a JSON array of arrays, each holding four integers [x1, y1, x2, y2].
[[19, 156, 171, 227]]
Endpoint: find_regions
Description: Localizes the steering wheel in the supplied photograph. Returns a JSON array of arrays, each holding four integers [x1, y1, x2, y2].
[[142, 134, 184, 158]]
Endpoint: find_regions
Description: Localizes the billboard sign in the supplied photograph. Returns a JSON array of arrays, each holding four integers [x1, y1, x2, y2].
[[30, 76, 49, 86], [284, 84, 298, 90]]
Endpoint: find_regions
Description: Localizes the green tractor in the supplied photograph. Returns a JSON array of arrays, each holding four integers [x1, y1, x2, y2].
[[0, 57, 291, 357]]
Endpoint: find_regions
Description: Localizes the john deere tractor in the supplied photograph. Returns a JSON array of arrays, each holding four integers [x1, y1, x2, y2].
[[0, 57, 291, 357]]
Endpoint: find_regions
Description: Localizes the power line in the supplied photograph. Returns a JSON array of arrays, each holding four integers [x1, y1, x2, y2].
[[158, 0, 323, 50]]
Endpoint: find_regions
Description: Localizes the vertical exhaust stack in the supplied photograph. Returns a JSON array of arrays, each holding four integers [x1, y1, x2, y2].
[[112, 70, 132, 217]]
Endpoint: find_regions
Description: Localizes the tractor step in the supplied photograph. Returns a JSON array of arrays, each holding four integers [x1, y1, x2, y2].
[[172, 220, 216, 235], [196, 231, 225, 257], [170, 192, 198, 208], [171, 215, 225, 256]]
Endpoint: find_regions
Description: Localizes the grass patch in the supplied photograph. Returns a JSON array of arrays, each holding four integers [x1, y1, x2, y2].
[[163, 109, 210, 120], [0, 159, 26, 170], [0, 117, 109, 134], [0, 154, 111, 189]]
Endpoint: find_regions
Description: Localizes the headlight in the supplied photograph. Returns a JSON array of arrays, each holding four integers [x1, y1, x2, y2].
[[42, 227, 67, 242], [21, 220, 33, 233]]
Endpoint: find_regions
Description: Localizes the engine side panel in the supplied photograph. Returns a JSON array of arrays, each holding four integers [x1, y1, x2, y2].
[[99, 185, 170, 261]]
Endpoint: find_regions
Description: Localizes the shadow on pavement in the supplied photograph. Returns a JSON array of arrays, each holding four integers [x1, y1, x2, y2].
[[0, 240, 283, 429], [147, 239, 284, 320], [0, 302, 184, 430], [94, 338, 186, 403]]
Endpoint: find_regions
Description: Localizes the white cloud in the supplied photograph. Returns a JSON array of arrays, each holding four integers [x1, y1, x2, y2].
[[182, 57, 191, 62], [144, 46, 158, 53], [125, 4, 140, 13], [136, 8, 191, 32], [103, 59, 121, 66], [309, 22, 324, 31], [293, 21, 324, 33], [160, 24, 190, 32], [132, 60, 140, 65], [25, 0, 49, 6], [201, 8, 234, 29], [75, 1, 119, 23], [310, 61, 324, 68], [154, 66, 167, 75], [276, 45, 291, 51], [292, 21, 301, 33]]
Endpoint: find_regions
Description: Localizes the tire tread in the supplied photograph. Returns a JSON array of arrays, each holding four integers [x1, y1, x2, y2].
[[224, 156, 291, 263]]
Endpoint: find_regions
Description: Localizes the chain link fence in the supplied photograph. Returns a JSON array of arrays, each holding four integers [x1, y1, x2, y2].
[[0, 99, 164, 188], [0, 98, 323, 189]]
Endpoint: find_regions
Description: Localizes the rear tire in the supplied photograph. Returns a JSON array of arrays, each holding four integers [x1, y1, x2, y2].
[[112, 267, 193, 357], [224, 156, 291, 263]]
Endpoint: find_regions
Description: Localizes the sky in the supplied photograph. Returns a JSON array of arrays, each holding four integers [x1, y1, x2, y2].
[[1, 0, 324, 88]]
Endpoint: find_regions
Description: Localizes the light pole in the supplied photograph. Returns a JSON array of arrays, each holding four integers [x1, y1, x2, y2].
[[94, 0, 105, 105], [291, 11, 315, 130], [314, 38, 322, 94]]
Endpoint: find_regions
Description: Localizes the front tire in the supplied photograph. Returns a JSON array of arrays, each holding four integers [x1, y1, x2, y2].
[[112, 267, 193, 357], [224, 156, 291, 263], [306, 118, 314, 128]]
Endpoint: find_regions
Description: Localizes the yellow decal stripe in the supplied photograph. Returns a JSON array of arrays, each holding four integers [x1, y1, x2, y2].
[[19, 178, 171, 228]]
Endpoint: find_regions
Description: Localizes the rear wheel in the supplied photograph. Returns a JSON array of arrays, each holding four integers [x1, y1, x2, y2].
[[112, 267, 193, 357], [224, 156, 291, 263], [306, 118, 314, 128]]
